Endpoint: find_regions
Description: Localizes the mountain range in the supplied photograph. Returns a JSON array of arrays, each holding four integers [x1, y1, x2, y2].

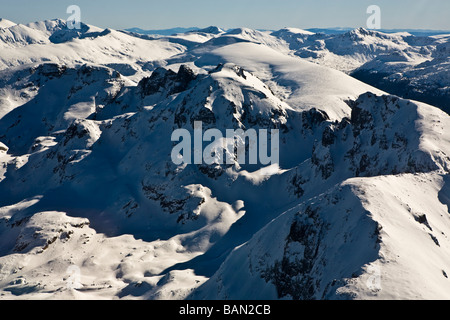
[[0, 18, 450, 300]]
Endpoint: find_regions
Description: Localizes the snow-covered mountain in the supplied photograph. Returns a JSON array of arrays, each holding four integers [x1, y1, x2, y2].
[[0, 19, 186, 83], [273, 27, 450, 113], [1, 19, 450, 300]]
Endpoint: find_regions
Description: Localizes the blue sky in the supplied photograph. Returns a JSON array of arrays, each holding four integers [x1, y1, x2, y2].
[[1, 0, 450, 31]]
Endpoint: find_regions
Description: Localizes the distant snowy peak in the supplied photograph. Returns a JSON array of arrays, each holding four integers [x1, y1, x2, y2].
[[279, 27, 315, 35], [0, 18, 16, 29], [24, 18, 103, 37], [277, 26, 430, 71], [0, 18, 106, 47], [125, 27, 200, 36], [26, 19, 106, 44], [25, 19, 83, 34], [268, 25, 450, 112], [0, 23, 49, 47], [219, 27, 287, 49], [0, 24, 186, 80], [271, 27, 314, 39], [345, 27, 388, 38], [225, 27, 274, 40]]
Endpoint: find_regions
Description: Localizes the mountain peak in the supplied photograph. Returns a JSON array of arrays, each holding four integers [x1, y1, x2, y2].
[[226, 27, 259, 35], [347, 27, 382, 38], [0, 18, 16, 29]]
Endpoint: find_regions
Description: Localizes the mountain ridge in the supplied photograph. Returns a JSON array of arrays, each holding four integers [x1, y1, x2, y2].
[[0, 19, 450, 300]]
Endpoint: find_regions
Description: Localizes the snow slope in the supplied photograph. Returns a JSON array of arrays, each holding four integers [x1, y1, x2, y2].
[[0, 19, 16, 29]]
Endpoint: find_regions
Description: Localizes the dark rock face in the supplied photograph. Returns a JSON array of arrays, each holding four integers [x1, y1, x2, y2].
[[322, 126, 336, 147], [289, 173, 306, 198], [138, 68, 176, 97], [63, 122, 89, 146], [190, 107, 216, 127], [141, 183, 205, 224], [176, 65, 197, 90], [351, 106, 374, 137], [137, 65, 197, 98], [34, 63, 67, 79]]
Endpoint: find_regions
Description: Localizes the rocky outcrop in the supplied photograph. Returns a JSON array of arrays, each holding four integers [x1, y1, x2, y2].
[[137, 64, 197, 98]]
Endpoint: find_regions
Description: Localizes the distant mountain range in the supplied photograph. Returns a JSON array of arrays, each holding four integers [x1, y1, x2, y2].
[[126, 26, 450, 37], [125, 27, 201, 36]]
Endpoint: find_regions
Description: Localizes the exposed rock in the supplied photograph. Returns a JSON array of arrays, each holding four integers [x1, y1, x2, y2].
[[137, 65, 197, 98]]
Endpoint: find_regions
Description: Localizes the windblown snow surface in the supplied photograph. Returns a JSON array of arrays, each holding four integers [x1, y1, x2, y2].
[[0, 19, 450, 300]]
